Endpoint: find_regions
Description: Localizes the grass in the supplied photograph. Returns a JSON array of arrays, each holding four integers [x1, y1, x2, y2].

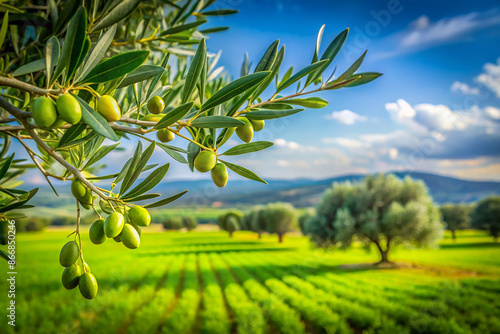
[[0, 228, 499, 333]]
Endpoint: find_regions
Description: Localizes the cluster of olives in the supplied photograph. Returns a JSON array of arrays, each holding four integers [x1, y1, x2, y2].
[[71, 178, 95, 210], [59, 241, 97, 299], [235, 116, 265, 143], [31, 94, 121, 130], [89, 206, 150, 249], [32, 94, 81, 129], [148, 96, 177, 144]]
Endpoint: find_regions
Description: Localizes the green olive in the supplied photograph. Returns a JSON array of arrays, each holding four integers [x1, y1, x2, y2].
[[147, 96, 165, 114], [104, 212, 125, 238], [89, 219, 106, 245], [235, 117, 254, 143], [59, 241, 79, 267], [129, 222, 142, 237], [97, 95, 121, 122], [211, 163, 228, 188], [79, 189, 93, 205], [56, 94, 82, 125], [157, 129, 175, 143], [49, 117, 67, 129], [32, 97, 58, 128], [71, 179, 87, 201], [128, 206, 151, 227], [79, 273, 98, 300], [120, 224, 141, 249], [61, 264, 81, 290], [113, 235, 121, 242], [194, 150, 217, 173], [250, 119, 265, 132]]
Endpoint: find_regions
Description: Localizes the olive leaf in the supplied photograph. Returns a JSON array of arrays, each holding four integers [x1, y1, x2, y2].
[[190, 116, 245, 128], [344, 72, 382, 87], [245, 108, 303, 120], [83, 143, 121, 169], [181, 38, 207, 104], [81, 50, 149, 84], [92, 0, 141, 32], [157, 143, 188, 164], [254, 40, 279, 73], [122, 163, 170, 200], [58, 123, 87, 148], [221, 141, 274, 156], [282, 97, 328, 109], [201, 9, 239, 16], [219, 159, 267, 184], [276, 59, 328, 93], [0, 249, 15, 265], [160, 19, 208, 36], [201, 71, 270, 111], [12, 59, 46, 76], [45, 36, 59, 86], [118, 65, 165, 88], [0, 153, 14, 181], [0, 11, 9, 50], [144, 190, 189, 208], [73, 95, 119, 141], [119, 141, 155, 196], [332, 49, 368, 84], [155, 102, 194, 130]]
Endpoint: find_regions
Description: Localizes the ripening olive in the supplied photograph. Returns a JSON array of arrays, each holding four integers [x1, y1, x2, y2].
[[157, 129, 175, 143], [56, 94, 82, 125], [59, 241, 79, 267], [97, 95, 121, 122], [89, 219, 106, 245], [194, 150, 217, 173], [79, 273, 98, 300], [120, 224, 141, 249], [128, 206, 151, 227], [79, 189, 93, 205], [104, 212, 125, 238], [129, 222, 142, 237], [250, 119, 265, 132], [71, 178, 87, 200], [147, 96, 165, 114], [62, 264, 81, 290], [235, 117, 254, 143], [211, 163, 228, 188], [81, 202, 92, 210], [32, 97, 58, 128], [49, 117, 67, 129]]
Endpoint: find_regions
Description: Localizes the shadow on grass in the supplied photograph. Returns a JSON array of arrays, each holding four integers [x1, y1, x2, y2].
[[439, 242, 499, 249]]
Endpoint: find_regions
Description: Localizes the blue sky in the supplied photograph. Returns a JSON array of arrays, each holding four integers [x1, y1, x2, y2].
[[193, 0, 500, 181], [22, 1, 500, 186]]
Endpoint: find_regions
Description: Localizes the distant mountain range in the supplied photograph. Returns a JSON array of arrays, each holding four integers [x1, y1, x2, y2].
[[28, 171, 500, 209]]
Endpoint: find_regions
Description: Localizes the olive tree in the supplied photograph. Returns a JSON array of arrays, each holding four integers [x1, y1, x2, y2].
[[0, 1, 380, 297], [261, 202, 297, 243], [440, 204, 471, 240], [243, 205, 266, 238], [162, 216, 184, 230], [182, 215, 198, 231], [298, 208, 315, 235], [472, 196, 500, 241], [305, 174, 444, 263], [218, 210, 243, 237]]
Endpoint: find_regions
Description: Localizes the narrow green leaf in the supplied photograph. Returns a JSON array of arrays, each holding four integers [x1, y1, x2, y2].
[[0, 11, 9, 50], [219, 159, 267, 184], [66, 8, 87, 82], [201, 9, 239, 16], [187, 142, 200, 172], [82, 50, 149, 84], [344, 72, 382, 87], [119, 143, 142, 195], [58, 123, 87, 148], [120, 142, 155, 195], [92, 0, 141, 31], [221, 141, 273, 156], [201, 71, 269, 111], [12, 59, 46, 76], [334, 49, 368, 83], [254, 40, 279, 73], [118, 65, 165, 88], [160, 19, 207, 36], [54, 0, 79, 33], [245, 108, 303, 120], [144, 190, 188, 208], [122, 163, 170, 199], [0, 153, 14, 181], [154, 102, 193, 130], [157, 143, 188, 164], [75, 24, 117, 82], [283, 97, 328, 109], [146, 53, 170, 99], [190, 116, 244, 128], [57, 131, 97, 150], [0, 249, 15, 265], [45, 36, 59, 86], [251, 46, 284, 101], [84, 143, 120, 169], [323, 75, 361, 90], [124, 193, 161, 202], [182, 38, 206, 104], [277, 60, 328, 93], [73, 95, 119, 141], [199, 27, 229, 34]]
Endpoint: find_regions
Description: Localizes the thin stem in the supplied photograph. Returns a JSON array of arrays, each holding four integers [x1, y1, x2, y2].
[[0, 76, 61, 96]]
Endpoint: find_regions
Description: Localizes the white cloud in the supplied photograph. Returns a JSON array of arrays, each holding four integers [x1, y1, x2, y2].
[[327, 109, 367, 125], [476, 58, 500, 97], [451, 81, 479, 95], [322, 137, 366, 148]]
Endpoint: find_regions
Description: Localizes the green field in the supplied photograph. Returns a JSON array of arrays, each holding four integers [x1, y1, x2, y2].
[[1, 228, 499, 334]]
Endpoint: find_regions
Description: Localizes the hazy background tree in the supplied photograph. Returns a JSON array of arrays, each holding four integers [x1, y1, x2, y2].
[[261, 202, 297, 243], [163, 217, 184, 231], [243, 206, 266, 238], [440, 204, 472, 240], [472, 196, 500, 241], [298, 208, 315, 235], [182, 216, 198, 231], [219, 211, 243, 237], [306, 174, 444, 263]]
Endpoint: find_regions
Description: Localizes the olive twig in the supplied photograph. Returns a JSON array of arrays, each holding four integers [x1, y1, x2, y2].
[[0, 76, 61, 96]]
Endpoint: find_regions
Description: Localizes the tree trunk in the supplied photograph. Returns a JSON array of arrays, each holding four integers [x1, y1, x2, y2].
[[258, 232, 262, 239], [451, 230, 457, 241], [278, 233, 284, 243], [229, 231, 233, 238], [373, 240, 392, 264]]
